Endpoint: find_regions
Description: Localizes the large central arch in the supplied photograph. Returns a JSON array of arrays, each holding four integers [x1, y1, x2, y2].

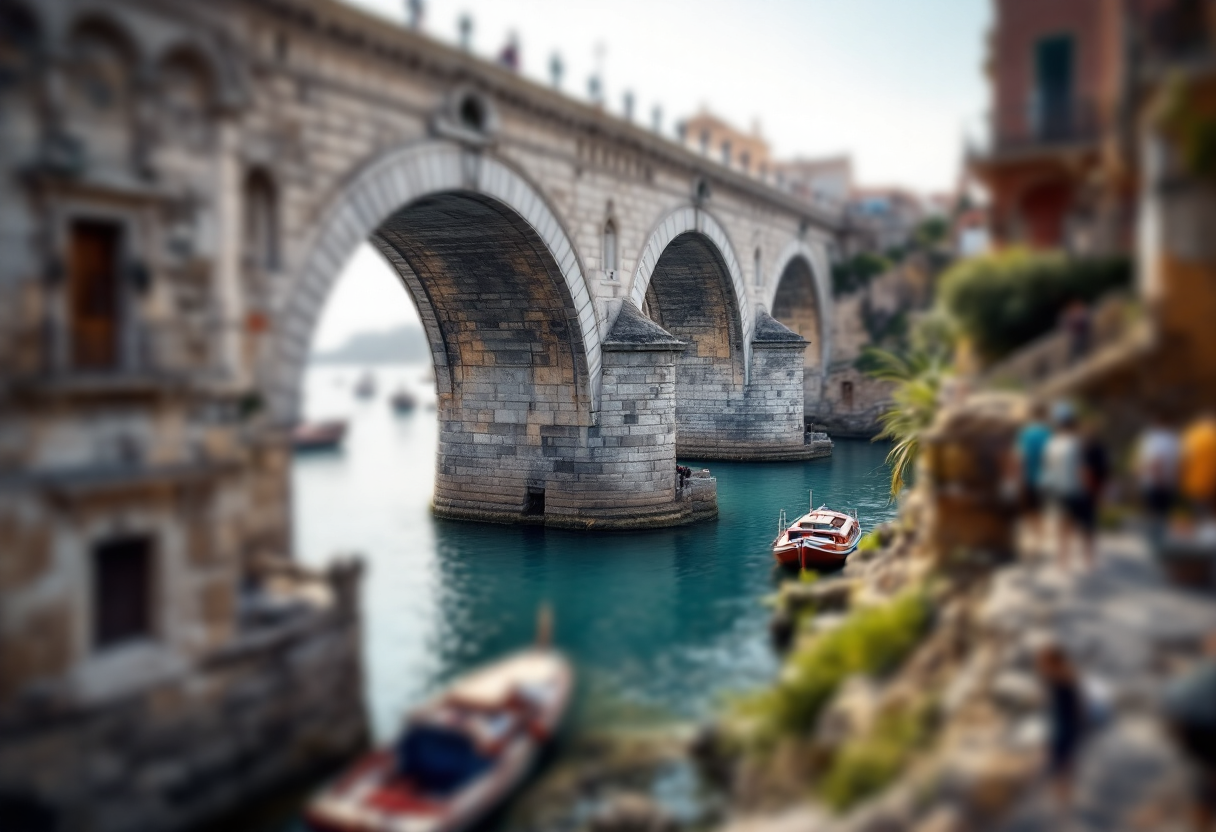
[[272, 143, 688, 528]]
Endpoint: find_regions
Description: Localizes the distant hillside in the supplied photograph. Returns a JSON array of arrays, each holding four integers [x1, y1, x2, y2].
[[312, 324, 431, 365]]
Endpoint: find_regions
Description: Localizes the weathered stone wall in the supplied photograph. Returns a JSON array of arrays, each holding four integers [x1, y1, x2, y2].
[[771, 256, 826, 410], [811, 263, 933, 436], [0, 566, 369, 832]]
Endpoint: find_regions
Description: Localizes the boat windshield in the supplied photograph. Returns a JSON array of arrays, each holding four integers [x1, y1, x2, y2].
[[800, 515, 847, 531], [396, 724, 491, 795]]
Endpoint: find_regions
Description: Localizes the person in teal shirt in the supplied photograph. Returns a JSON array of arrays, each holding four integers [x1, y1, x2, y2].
[[1013, 401, 1053, 543]]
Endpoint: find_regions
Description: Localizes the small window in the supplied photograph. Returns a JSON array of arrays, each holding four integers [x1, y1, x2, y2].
[[459, 94, 486, 133], [523, 487, 546, 516], [699, 129, 710, 154], [93, 535, 153, 649], [841, 381, 854, 410], [244, 168, 278, 271], [754, 248, 762, 286], [603, 220, 618, 276], [740, 151, 751, 172], [721, 140, 731, 166]]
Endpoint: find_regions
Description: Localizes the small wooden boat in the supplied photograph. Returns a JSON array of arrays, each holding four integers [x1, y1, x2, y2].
[[292, 420, 347, 453], [354, 371, 377, 400], [306, 646, 572, 832], [772, 491, 862, 570], [390, 389, 417, 413]]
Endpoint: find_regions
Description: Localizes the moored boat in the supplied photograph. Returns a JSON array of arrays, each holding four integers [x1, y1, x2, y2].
[[306, 645, 572, 832], [772, 492, 862, 570], [390, 389, 417, 413], [292, 419, 347, 453], [354, 371, 377, 400]]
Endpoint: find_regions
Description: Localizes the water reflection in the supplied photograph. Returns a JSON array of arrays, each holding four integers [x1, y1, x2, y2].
[[294, 364, 895, 740]]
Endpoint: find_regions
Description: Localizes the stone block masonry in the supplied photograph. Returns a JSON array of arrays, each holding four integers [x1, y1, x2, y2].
[[0, 562, 369, 832], [431, 301, 719, 529], [676, 311, 834, 462]]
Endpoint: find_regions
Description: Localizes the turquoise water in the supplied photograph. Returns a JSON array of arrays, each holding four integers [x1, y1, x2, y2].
[[294, 364, 896, 741]]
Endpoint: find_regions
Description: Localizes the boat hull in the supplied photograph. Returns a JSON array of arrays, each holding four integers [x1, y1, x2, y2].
[[306, 649, 572, 832], [772, 539, 855, 570]]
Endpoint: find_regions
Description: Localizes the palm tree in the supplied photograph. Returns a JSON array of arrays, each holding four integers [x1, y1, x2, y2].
[[864, 347, 949, 498]]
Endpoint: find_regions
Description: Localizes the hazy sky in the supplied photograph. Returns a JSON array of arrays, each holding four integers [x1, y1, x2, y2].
[[313, 0, 991, 352]]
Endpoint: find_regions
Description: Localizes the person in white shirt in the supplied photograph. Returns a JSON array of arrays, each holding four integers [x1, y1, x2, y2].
[[1137, 413, 1182, 544], [1041, 403, 1087, 568]]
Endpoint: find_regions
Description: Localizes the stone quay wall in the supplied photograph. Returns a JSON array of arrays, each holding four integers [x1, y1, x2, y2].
[[0, 565, 369, 832]]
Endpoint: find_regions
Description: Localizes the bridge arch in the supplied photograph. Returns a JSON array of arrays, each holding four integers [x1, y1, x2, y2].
[[629, 205, 753, 375], [273, 142, 599, 423], [271, 142, 636, 526], [629, 206, 764, 457], [767, 240, 833, 409]]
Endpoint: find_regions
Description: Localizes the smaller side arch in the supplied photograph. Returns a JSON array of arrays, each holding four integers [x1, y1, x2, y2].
[[629, 205, 753, 377], [766, 239, 833, 371]]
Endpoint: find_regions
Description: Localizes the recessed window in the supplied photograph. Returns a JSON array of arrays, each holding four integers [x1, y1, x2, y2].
[[93, 535, 153, 650], [699, 129, 710, 154], [740, 151, 751, 172], [841, 381, 854, 410], [68, 219, 123, 371], [523, 487, 546, 516], [244, 168, 278, 271], [603, 220, 618, 276], [459, 94, 486, 133], [721, 140, 731, 166], [754, 248, 762, 286]]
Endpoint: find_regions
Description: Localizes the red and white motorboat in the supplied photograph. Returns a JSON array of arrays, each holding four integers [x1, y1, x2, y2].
[[772, 492, 862, 570], [306, 646, 573, 832]]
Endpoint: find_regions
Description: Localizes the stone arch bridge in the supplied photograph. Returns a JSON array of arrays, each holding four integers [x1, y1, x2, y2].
[[1, 0, 845, 530]]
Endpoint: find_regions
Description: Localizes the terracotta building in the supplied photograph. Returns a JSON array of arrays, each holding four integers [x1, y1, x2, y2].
[[968, 0, 1172, 253], [680, 109, 774, 178]]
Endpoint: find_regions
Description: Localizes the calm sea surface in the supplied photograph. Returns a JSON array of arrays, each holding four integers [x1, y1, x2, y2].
[[294, 363, 897, 741]]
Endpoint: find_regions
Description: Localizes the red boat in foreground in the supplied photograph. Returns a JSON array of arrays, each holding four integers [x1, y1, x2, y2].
[[306, 646, 573, 832], [772, 492, 862, 570]]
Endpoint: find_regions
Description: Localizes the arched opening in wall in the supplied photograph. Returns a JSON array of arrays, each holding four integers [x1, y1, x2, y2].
[[65, 16, 137, 170], [643, 232, 744, 454], [771, 255, 824, 410], [298, 191, 593, 529], [602, 219, 618, 278], [243, 168, 278, 272], [157, 46, 215, 149], [0, 3, 41, 146]]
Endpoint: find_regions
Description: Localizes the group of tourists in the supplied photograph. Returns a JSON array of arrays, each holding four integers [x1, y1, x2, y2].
[[1011, 403, 1216, 563], [1011, 401, 1108, 569], [1008, 403, 1216, 829]]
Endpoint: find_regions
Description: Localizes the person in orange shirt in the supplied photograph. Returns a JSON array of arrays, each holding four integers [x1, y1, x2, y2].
[[1181, 412, 1216, 518]]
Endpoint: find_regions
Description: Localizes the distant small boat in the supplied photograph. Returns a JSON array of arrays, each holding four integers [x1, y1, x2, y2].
[[306, 645, 572, 832], [354, 372, 376, 399], [390, 389, 418, 413], [292, 420, 347, 453], [772, 491, 861, 570]]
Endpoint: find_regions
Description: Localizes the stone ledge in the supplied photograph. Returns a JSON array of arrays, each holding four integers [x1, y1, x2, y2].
[[432, 494, 717, 530]]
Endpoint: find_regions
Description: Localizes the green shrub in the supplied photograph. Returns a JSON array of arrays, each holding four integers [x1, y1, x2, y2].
[[857, 530, 882, 553], [735, 589, 930, 742], [819, 705, 931, 811], [832, 253, 891, 296], [939, 248, 1131, 361]]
